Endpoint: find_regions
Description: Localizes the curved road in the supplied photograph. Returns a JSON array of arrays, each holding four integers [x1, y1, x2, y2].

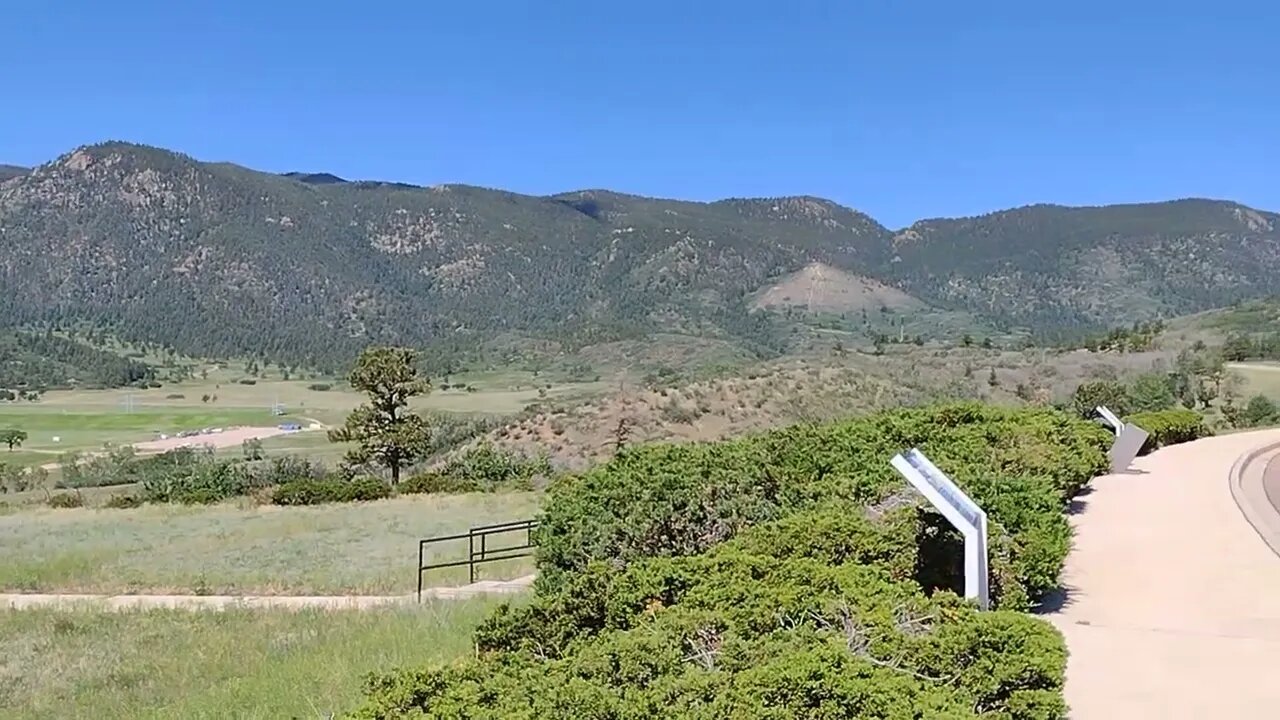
[[1266, 453, 1280, 522], [1045, 430, 1280, 718]]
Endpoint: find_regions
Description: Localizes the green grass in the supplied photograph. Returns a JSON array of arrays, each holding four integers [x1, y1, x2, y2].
[[0, 371, 608, 469], [1228, 362, 1280, 398], [0, 493, 541, 595], [0, 599, 507, 720]]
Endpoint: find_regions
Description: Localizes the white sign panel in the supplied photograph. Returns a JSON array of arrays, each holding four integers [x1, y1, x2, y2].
[[1095, 405, 1149, 472], [1108, 423, 1149, 473], [891, 448, 989, 610]]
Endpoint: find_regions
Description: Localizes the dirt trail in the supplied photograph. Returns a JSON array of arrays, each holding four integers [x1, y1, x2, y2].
[[0, 575, 534, 611], [1044, 430, 1280, 718], [37, 423, 325, 471]]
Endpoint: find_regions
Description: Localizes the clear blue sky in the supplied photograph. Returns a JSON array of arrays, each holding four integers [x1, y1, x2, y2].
[[2, 1, 1276, 227]]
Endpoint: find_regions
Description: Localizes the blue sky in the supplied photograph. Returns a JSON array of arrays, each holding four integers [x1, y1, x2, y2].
[[2, 1, 1276, 227]]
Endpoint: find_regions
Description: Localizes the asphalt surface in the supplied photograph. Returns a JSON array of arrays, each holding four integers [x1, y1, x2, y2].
[[1046, 430, 1280, 719]]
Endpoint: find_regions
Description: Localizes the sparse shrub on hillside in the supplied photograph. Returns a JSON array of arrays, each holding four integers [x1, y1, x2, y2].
[[428, 443, 551, 492], [104, 493, 143, 509], [308, 383, 332, 391], [237, 378, 258, 385], [271, 475, 390, 505], [141, 459, 250, 504], [0, 464, 46, 494], [47, 491, 84, 509], [1127, 408, 1212, 454]]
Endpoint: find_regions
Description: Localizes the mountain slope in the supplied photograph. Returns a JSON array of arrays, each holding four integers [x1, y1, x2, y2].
[[0, 143, 892, 368], [2, 141, 1278, 369], [886, 201, 1280, 333], [0, 165, 29, 183]]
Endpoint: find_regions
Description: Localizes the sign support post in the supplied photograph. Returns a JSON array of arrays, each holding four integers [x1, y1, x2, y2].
[[890, 448, 989, 610]]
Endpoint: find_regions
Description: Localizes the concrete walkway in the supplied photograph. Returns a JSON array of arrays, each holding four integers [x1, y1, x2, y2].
[[0, 575, 535, 611], [1044, 430, 1280, 719]]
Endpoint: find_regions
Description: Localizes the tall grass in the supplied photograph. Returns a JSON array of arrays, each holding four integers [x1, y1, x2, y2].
[[0, 599, 506, 719], [0, 493, 541, 594]]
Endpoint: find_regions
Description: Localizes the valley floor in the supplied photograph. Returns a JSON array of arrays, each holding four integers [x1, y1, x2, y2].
[[1044, 430, 1280, 718]]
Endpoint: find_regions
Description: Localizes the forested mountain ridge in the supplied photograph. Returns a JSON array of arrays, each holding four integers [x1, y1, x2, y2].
[[1, 141, 1278, 368], [0, 164, 29, 182], [886, 200, 1280, 332]]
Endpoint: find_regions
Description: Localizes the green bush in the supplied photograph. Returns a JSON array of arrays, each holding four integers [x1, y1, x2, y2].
[[1126, 408, 1212, 455], [534, 404, 1108, 597], [272, 476, 390, 506], [399, 444, 552, 496], [138, 455, 250, 504], [47, 492, 83, 509], [438, 443, 550, 491], [1070, 380, 1129, 418], [237, 378, 258, 386], [345, 476, 392, 502], [347, 403, 1107, 720], [400, 471, 476, 494], [308, 383, 332, 391]]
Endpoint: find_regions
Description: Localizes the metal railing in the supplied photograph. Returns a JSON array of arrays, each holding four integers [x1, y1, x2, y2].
[[416, 519, 538, 601]]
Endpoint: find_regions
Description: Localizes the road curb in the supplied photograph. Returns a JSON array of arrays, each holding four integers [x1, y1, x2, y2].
[[1228, 437, 1280, 559]]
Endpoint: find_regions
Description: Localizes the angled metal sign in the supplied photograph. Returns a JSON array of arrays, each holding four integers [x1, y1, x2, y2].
[[1095, 405, 1149, 472], [891, 448, 989, 610]]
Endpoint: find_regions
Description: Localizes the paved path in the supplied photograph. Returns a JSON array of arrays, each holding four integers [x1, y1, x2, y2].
[[0, 575, 534, 611], [1044, 430, 1280, 719]]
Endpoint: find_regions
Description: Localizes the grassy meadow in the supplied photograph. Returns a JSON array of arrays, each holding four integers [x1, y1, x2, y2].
[[0, 599, 507, 720], [0, 358, 610, 472], [1228, 361, 1280, 399], [0, 492, 541, 595]]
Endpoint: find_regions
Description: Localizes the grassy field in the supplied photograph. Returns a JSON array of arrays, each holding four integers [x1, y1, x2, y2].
[[0, 364, 609, 470], [0, 599, 506, 720], [1228, 362, 1280, 399], [0, 492, 541, 595]]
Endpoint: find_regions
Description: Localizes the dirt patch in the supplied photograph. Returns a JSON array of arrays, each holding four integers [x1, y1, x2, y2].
[[132, 425, 312, 453], [751, 262, 925, 313]]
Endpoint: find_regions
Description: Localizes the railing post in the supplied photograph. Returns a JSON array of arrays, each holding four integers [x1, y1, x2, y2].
[[468, 529, 476, 585], [416, 540, 424, 603]]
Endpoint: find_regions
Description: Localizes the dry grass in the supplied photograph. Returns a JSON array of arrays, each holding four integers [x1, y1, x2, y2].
[[483, 343, 1185, 468], [0, 492, 541, 595]]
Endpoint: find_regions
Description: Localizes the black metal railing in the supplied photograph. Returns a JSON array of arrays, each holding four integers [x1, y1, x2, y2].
[[416, 519, 538, 601]]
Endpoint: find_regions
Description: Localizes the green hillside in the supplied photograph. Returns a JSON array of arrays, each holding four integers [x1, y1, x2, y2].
[[3, 142, 1278, 370]]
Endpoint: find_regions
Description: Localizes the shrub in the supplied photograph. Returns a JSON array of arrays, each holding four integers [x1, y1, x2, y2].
[[1238, 395, 1280, 429], [238, 378, 258, 386], [435, 443, 551, 492], [400, 471, 476, 495], [308, 383, 332, 392], [1071, 380, 1129, 418], [272, 476, 390, 506], [348, 403, 1107, 720], [248, 455, 325, 488], [104, 493, 143, 509], [347, 476, 391, 501], [139, 456, 249, 504], [1127, 408, 1212, 455], [165, 393, 186, 400], [47, 492, 83, 509]]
